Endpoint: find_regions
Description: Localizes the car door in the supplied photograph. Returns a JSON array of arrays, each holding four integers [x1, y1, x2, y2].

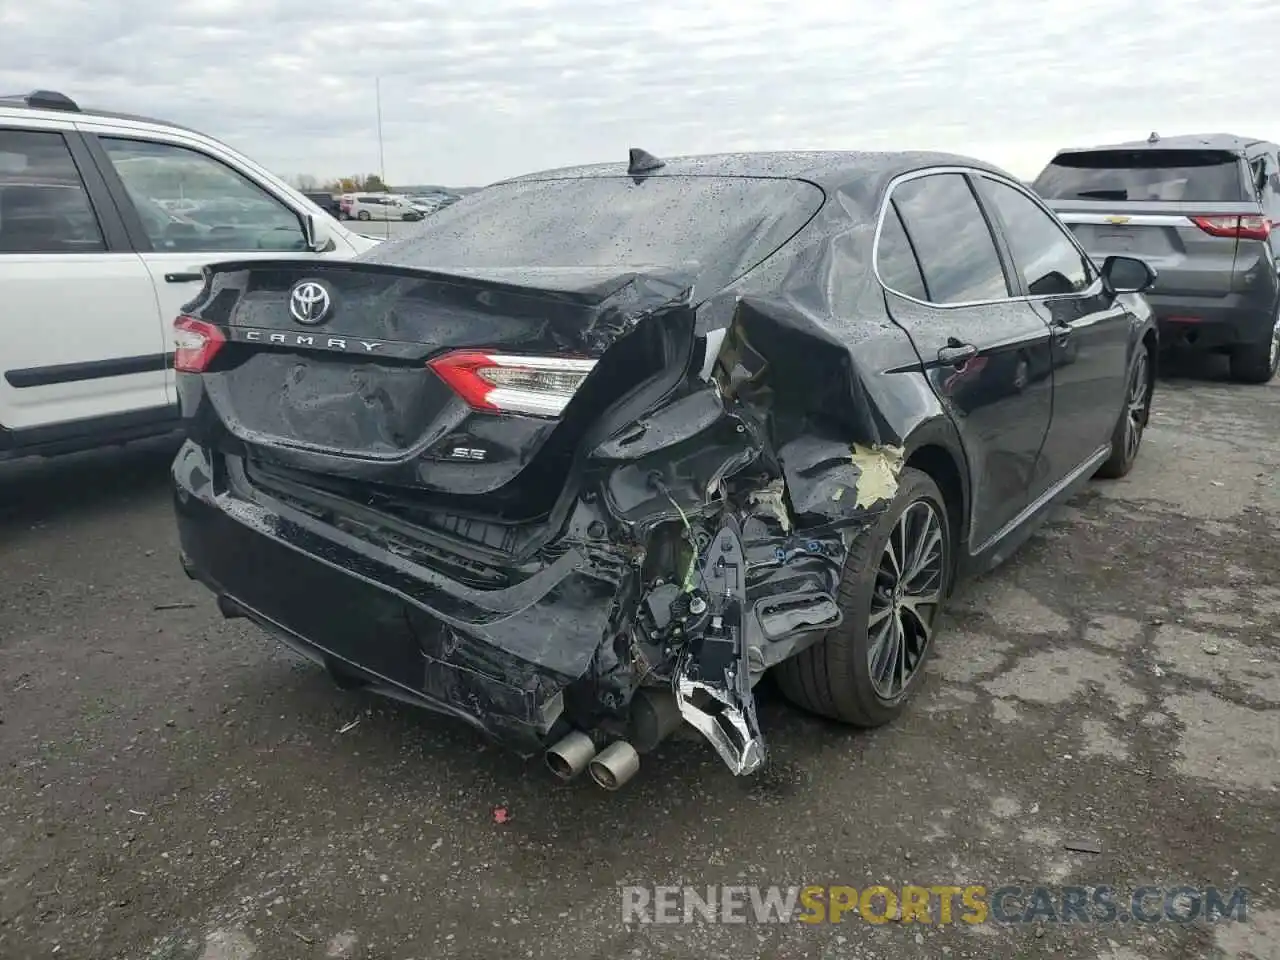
[[879, 170, 1054, 551], [973, 173, 1132, 488], [0, 124, 166, 437], [79, 131, 319, 407]]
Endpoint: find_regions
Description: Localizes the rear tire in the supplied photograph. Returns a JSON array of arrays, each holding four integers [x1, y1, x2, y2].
[[776, 467, 953, 727], [1228, 299, 1280, 384], [1228, 337, 1278, 384], [357, 210, 372, 222], [1096, 345, 1152, 479]]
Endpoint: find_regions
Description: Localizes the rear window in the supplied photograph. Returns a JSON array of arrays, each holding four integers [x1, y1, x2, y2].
[[1033, 149, 1249, 203], [361, 175, 824, 292]]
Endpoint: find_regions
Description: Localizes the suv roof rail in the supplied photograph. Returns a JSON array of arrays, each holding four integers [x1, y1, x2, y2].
[[0, 89, 82, 112], [0, 91, 212, 137]]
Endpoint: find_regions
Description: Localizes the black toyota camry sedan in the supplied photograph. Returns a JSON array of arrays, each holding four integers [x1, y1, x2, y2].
[[170, 148, 1158, 789]]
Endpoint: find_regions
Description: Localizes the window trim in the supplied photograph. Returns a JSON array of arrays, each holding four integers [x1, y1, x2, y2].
[[79, 131, 308, 255], [0, 125, 131, 254], [878, 199, 930, 302], [872, 165, 1106, 309]]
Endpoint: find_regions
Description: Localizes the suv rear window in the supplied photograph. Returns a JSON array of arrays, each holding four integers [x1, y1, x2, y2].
[[363, 175, 824, 293], [1033, 149, 1249, 203]]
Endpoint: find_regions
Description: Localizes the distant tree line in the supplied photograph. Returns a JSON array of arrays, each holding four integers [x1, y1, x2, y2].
[[287, 173, 389, 193], [285, 173, 478, 196]]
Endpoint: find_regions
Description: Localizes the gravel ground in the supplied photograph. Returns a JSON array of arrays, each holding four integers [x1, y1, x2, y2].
[[1, 355, 1277, 960]]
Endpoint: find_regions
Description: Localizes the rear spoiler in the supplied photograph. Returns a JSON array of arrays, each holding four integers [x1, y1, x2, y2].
[[195, 258, 698, 309]]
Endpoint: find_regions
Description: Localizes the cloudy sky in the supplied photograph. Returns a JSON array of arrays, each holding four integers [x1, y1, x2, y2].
[[2, 0, 1276, 188]]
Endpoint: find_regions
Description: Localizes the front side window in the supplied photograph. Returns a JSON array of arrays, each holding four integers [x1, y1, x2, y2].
[[0, 129, 105, 254], [890, 173, 1010, 305], [98, 137, 306, 253], [977, 177, 1093, 296]]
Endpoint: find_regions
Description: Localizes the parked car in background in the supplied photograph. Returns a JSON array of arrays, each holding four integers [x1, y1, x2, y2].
[[302, 190, 342, 218], [171, 148, 1158, 789], [407, 191, 460, 216], [343, 192, 423, 222], [0, 88, 379, 461], [1034, 132, 1280, 383]]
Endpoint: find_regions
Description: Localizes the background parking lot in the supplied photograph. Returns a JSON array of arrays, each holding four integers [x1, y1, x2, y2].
[[341, 217, 430, 242], [1, 357, 1277, 960]]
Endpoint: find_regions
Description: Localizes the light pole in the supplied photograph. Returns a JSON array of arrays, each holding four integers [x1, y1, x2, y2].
[[375, 76, 386, 189]]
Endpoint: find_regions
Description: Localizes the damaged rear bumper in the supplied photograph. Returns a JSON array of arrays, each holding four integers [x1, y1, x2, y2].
[[173, 441, 623, 755], [173, 366, 900, 778]]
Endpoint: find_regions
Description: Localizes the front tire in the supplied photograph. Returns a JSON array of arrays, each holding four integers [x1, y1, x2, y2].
[[357, 210, 372, 222], [776, 467, 952, 727], [1096, 345, 1153, 479]]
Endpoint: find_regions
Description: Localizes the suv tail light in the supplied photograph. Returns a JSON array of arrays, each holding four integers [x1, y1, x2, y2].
[[173, 316, 226, 373], [1191, 214, 1273, 241], [428, 350, 596, 417]]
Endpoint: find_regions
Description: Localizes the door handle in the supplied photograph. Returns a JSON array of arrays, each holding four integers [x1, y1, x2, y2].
[[164, 272, 202, 283], [1052, 320, 1073, 345], [937, 340, 977, 367]]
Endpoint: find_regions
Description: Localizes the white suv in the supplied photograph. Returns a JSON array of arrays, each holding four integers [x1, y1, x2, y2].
[[0, 89, 380, 460], [341, 192, 423, 222]]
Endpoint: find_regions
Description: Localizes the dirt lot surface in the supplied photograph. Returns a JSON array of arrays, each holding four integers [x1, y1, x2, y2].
[[2, 356, 1277, 960]]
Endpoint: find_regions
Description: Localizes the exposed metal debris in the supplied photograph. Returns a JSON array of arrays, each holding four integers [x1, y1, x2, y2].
[[850, 443, 905, 508]]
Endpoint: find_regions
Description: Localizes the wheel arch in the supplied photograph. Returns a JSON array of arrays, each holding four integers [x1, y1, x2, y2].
[[901, 416, 971, 579], [1141, 325, 1158, 385]]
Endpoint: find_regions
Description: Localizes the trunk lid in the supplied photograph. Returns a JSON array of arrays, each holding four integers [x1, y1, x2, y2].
[[182, 259, 694, 501], [1034, 147, 1259, 298]]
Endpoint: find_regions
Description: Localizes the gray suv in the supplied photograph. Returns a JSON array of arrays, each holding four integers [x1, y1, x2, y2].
[[1033, 133, 1280, 383]]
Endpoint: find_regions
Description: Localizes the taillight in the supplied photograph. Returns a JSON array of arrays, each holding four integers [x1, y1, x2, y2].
[[1190, 214, 1273, 241], [1237, 215, 1272, 241], [428, 350, 596, 417], [173, 315, 226, 373]]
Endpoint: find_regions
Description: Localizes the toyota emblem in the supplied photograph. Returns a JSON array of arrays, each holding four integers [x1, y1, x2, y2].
[[289, 280, 332, 325]]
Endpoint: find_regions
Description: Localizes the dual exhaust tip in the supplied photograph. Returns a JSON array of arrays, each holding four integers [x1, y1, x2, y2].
[[546, 730, 640, 790], [545, 687, 684, 790]]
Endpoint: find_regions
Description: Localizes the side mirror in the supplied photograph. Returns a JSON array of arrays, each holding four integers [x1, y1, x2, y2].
[[1101, 255, 1157, 294], [301, 213, 327, 253]]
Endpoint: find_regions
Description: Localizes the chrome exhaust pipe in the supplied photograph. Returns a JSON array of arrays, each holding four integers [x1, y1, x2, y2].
[[545, 730, 597, 781], [588, 740, 641, 791]]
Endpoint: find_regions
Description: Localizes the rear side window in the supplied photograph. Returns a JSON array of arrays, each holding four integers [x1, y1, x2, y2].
[[891, 173, 1010, 305], [875, 202, 928, 300], [1033, 149, 1249, 203], [361, 175, 824, 295], [0, 129, 105, 254]]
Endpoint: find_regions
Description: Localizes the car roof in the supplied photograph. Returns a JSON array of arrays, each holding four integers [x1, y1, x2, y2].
[[1052, 132, 1272, 157], [496, 149, 1014, 192]]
